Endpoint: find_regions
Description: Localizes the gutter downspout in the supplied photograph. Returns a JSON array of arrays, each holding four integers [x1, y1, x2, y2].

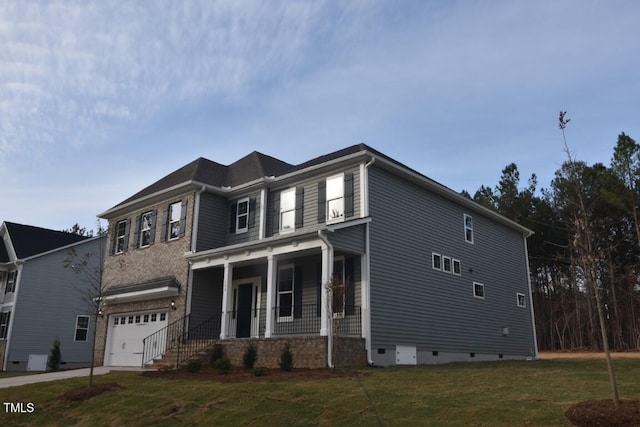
[[317, 229, 334, 368], [363, 157, 375, 365]]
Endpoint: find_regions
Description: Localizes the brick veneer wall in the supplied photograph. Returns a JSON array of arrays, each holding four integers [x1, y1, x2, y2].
[[207, 336, 367, 369], [95, 192, 195, 366]]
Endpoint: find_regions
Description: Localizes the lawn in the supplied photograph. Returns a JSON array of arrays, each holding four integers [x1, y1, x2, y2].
[[1, 358, 638, 426]]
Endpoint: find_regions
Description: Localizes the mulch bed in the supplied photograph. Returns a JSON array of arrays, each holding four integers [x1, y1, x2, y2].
[[565, 399, 640, 426], [141, 366, 368, 382], [58, 382, 122, 402]]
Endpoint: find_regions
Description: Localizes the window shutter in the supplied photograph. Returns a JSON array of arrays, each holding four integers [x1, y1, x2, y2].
[[294, 265, 303, 319], [160, 206, 169, 242], [179, 200, 188, 237], [317, 181, 326, 223], [122, 219, 131, 252], [149, 210, 157, 245], [248, 197, 256, 229], [345, 256, 355, 315], [110, 225, 117, 255], [272, 192, 280, 233], [344, 172, 354, 218], [295, 187, 304, 229], [229, 202, 237, 233], [133, 214, 141, 249]]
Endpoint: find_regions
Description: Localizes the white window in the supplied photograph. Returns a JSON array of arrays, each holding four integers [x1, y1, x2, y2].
[[473, 282, 485, 299], [277, 265, 294, 321], [74, 315, 89, 341], [0, 311, 10, 339], [453, 259, 461, 276], [139, 211, 154, 247], [280, 188, 296, 233], [115, 220, 128, 254], [326, 174, 345, 223], [168, 202, 182, 239], [4, 271, 17, 294], [517, 293, 526, 308], [432, 253, 442, 271], [443, 256, 452, 273], [464, 214, 474, 243], [236, 198, 249, 233]]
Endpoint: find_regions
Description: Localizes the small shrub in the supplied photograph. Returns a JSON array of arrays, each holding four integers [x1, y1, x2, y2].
[[208, 344, 225, 367], [253, 367, 268, 377], [279, 343, 294, 372], [186, 360, 202, 373], [47, 337, 62, 371], [243, 344, 258, 369], [214, 356, 231, 373]]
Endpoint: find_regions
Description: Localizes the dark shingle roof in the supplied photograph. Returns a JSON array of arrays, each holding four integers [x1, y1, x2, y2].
[[4, 222, 89, 259], [0, 238, 9, 262], [111, 152, 295, 210]]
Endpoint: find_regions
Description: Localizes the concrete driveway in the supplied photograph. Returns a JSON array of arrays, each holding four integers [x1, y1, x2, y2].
[[0, 367, 147, 389]]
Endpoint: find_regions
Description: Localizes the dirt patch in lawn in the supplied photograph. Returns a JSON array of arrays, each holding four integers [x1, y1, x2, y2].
[[141, 366, 369, 382], [565, 399, 640, 426], [58, 382, 122, 402]]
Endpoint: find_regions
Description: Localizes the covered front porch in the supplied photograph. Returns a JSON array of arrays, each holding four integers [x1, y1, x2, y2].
[[143, 225, 369, 367]]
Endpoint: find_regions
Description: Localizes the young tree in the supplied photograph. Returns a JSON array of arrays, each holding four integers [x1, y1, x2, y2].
[[558, 111, 619, 407]]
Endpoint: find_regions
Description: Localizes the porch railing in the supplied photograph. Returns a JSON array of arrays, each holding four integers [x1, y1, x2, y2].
[[175, 313, 222, 367], [141, 314, 189, 367]]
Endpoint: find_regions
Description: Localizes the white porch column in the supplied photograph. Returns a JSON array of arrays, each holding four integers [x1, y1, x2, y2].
[[320, 245, 333, 336], [265, 254, 277, 338], [219, 262, 233, 339]]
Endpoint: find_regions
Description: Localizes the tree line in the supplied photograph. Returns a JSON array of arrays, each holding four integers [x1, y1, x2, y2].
[[465, 131, 640, 352]]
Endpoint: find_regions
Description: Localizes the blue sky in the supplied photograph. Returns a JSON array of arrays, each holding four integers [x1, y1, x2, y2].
[[2, 1, 639, 231]]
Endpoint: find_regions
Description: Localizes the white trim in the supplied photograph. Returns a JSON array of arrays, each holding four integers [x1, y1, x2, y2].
[[102, 286, 179, 304], [453, 259, 461, 276], [231, 276, 262, 338], [279, 188, 296, 234], [259, 188, 266, 240], [464, 214, 474, 244], [276, 264, 295, 322], [432, 253, 442, 271], [473, 282, 485, 299], [326, 216, 371, 232], [235, 197, 250, 234], [167, 201, 182, 240], [74, 315, 90, 342], [326, 173, 345, 224], [517, 293, 526, 308], [443, 256, 452, 273]]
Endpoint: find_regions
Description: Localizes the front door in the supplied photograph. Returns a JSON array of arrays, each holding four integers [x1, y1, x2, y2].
[[236, 283, 253, 338]]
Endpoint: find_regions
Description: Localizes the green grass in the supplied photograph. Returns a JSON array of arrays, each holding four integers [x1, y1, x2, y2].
[[0, 371, 44, 379], [1, 359, 639, 426]]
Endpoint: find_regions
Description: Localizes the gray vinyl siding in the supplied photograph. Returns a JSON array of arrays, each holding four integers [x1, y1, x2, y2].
[[226, 192, 262, 246], [328, 224, 366, 254], [266, 166, 361, 238], [190, 268, 223, 327], [7, 238, 103, 370], [367, 166, 535, 358], [195, 193, 227, 252]]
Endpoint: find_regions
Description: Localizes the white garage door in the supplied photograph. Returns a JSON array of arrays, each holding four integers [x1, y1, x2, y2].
[[106, 311, 168, 367]]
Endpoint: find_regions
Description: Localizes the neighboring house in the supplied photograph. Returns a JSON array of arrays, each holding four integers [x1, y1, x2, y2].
[[96, 144, 537, 368], [0, 222, 104, 371]]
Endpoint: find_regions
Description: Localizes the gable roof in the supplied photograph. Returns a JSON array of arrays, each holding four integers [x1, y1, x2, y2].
[[2, 222, 89, 260], [0, 237, 9, 262]]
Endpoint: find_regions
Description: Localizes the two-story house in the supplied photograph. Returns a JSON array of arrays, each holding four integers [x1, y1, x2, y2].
[[0, 222, 104, 371], [96, 144, 537, 368]]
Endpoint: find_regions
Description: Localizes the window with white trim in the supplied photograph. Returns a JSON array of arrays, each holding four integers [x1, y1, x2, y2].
[[4, 271, 17, 294], [236, 198, 249, 233], [453, 259, 461, 276], [280, 188, 296, 233], [168, 202, 182, 239], [115, 220, 128, 254], [139, 211, 154, 247], [0, 311, 10, 339], [432, 253, 442, 271], [74, 315, 89, 341], [464, 214, 474, 243], [517, 293, 526, 308], [326, 174, 345, 223], [443, 256, 452, 273], [473, 282, 485, 299], [277, 265, 294, 321]]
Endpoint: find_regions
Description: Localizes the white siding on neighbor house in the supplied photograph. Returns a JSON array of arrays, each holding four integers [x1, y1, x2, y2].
[[367, 166, 535, 363]]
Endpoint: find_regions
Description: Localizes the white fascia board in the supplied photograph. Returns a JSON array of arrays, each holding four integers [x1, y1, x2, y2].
[[102, 286, 179, 304], [271, 152, 368, 186]]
